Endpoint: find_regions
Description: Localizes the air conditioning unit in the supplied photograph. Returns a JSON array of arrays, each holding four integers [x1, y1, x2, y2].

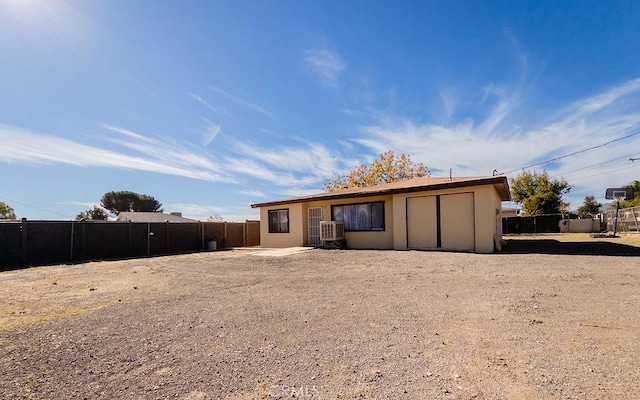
[[320, 221, 344, 241]]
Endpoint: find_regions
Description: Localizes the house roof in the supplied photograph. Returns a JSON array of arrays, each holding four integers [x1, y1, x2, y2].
[[116, 212, 196, 223], [251, 175, 511, 208]]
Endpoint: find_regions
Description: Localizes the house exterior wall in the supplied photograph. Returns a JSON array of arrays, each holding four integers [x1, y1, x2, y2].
[[405, 196, 438, 249], [257, 183, 504, 253], [302, 195, 394, 249], [392, 184, 501, 253], [473, 185, 502, 253], [259, 203, 304, 248], [441, 192, 476, 251]]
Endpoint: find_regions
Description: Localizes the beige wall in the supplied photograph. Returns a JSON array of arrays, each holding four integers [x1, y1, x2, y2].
[[406, 196, 438, 249], [393, 184, 503, 253], [305, 195, 394, 249], [441, 192, 476, 251], [258, 184, 504, 253], [259, 203, 304, 248], [559, 219, 600, 233], [472, 185, 502, 253], [260, 196, 394, 249]]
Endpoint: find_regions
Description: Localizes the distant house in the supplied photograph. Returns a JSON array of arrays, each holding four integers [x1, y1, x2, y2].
[[251, 175, 511, 253], [502, 207, 520, 218], [116, 212, 196, 223]]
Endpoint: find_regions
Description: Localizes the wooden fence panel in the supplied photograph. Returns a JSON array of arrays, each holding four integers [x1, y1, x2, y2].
[[246, 220, 260, 246], [225, 223, 245, 247]]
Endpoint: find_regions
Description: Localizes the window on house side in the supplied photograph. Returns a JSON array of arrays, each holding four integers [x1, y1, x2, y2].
[[268, 209, 289, 233], [331, 201, 384, 231]]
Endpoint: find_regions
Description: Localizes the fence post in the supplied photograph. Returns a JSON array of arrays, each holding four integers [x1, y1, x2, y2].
[[243, 220, 247, 247], [21, 218, 28, 267], [128, 221, 133, 258], [165, 221, 170, 254], [70, 222, 75, 262], [201, 222, 205, 250], [82, 222, 86, 260]]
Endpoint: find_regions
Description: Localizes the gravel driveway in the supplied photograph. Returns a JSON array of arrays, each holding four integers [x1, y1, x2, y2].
[[1, 245, 639, 399]]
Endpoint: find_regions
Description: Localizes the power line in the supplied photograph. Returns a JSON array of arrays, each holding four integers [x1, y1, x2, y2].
[[498, 122, 640, 175], [0, 196, 73, 219], [552, 151, 640, 178], [562, 162, 640, 183], [572, 121, 640, 153]]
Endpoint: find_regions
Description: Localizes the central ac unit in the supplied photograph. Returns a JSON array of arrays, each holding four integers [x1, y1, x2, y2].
[[320, 221, 345, 241]]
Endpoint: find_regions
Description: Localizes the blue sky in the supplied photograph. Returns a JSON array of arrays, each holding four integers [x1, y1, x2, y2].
[[1, 0, 640, 220]]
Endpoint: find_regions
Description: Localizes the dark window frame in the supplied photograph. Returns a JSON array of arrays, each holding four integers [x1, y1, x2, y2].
[[268, 209, 290, 233], [331, 201, 385, 232]]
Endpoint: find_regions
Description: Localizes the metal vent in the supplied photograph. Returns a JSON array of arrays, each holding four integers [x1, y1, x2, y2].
[[320, 221, 345, 241]]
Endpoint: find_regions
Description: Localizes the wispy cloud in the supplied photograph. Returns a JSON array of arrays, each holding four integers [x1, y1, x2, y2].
[[210, 87, 276, 120], [101, 124, 227, 173], [0, 124, 234, 183], [1, 0, 92, 49], [438, 86, 457, 122], [238, 190, 267, 198], [353, 77, 640, 205], [189, 93, 228, 115], [305, 49, 346, 87], [0, 123, 348, 195], [202, 119, 221, 147], [60, 201, 101, 209], [559, 77, 640, 122], [227, 140, 346, 188], [223, 157, 306, 188]]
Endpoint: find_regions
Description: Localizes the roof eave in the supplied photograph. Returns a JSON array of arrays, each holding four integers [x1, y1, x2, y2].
[[251, 176, 511, 208]]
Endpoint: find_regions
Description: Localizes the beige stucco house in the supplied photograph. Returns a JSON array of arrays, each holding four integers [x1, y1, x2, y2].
[[251, 176, 511, 253]]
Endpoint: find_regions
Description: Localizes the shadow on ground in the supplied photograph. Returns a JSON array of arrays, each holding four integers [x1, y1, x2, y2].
[[502, 239, 640, 257]]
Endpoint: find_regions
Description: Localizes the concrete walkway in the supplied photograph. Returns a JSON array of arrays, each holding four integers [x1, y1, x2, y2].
[[248, 247, 314, 257]]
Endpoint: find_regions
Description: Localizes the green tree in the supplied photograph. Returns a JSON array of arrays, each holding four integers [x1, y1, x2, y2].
[[100, 191, 163, 215], [509, 170, 572, 216], [621, 180, 640, 208], [0, 201, 17, 219], [577, 195, 602, 218], [324, 151, 430, 192], [75, 206, 109, 221]]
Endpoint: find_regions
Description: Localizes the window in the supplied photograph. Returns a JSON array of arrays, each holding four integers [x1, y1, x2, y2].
[[268, 209, 289, 233], [331, 201, 384, 231]]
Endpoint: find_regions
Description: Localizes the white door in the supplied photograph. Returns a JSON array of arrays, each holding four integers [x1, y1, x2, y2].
[[308, 207, 323, 246]]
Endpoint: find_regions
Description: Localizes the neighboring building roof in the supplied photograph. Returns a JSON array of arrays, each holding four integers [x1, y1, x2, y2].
[[251, 175, 511, 208], [502, 207, 520, 214], [116, 212, 196, 223]]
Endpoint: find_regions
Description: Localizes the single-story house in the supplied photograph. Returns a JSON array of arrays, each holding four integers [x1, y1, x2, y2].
[[250, 175, 511, 253], [116, 212, 196, 223]]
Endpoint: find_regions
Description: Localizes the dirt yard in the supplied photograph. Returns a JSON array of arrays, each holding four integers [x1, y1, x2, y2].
[[1, 235, 639, 399]]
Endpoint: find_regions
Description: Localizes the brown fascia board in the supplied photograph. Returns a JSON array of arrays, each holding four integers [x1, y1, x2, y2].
[[251, 176, 511, 208]]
